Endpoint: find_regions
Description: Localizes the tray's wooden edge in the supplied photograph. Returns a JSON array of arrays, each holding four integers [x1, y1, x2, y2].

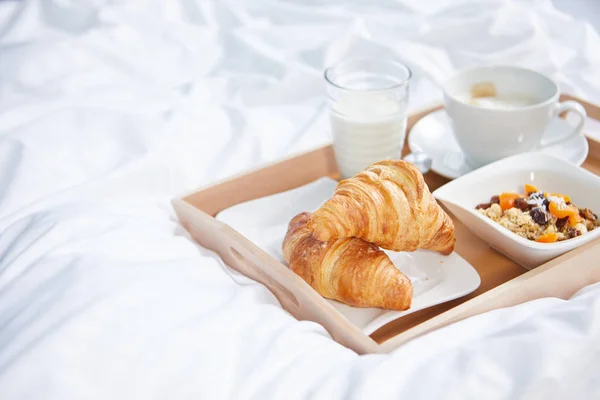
[[562, 93, 600, 165], [182, 145, 338, 217], [562, 93, 600, 121], [172, 198, 380, 354]]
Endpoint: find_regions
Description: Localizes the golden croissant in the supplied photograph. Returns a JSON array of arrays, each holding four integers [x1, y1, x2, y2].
[[282, 212, 412, 311], [307, 160, 455, 255]]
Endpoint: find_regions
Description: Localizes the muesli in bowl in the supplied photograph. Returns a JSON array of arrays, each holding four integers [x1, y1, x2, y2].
[[476, 184, 600, 243]]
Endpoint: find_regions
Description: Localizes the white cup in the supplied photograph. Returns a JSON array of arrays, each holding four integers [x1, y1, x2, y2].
[[325, 57, 412, 179], [443, 65, 587, 168]]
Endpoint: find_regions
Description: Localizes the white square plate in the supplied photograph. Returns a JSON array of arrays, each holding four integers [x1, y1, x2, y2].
[[216, 177, 481, 335]]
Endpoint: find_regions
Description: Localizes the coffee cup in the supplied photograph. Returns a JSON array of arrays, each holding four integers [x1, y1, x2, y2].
[[443, 65, 587, 168]]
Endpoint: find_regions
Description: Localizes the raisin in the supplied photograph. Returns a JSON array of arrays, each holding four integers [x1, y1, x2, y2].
[[556, 217, 569, 230], [490, 195, 500, 204], [530, 207, 550, 225], [567, 227, 582, 238], [579, 208, 597, 221], [476, 203, 491, 210], [514, 197, 530, 211]]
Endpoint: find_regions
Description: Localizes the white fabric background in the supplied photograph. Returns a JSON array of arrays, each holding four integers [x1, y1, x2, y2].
[[0, 0, 599, 398]]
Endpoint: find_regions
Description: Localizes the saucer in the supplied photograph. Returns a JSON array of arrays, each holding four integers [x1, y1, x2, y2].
[[408, 109, 589, 179]]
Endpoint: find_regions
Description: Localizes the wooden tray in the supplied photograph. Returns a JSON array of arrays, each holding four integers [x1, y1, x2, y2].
[[172, 94, 600, 354]]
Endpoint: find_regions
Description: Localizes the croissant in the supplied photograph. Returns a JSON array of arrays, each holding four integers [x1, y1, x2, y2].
[[282, 212, 412, 311], [307, 160, 455, 255]]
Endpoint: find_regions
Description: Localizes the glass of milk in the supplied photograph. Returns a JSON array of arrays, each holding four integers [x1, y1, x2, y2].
[[325, 57, 412, 179]]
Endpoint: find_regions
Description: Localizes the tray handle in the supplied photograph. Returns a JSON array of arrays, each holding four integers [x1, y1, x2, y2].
[[172, 199, 380, 354]]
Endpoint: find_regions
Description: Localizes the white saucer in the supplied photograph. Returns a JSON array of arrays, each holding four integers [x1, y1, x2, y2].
[[408, 110, 589, 179]]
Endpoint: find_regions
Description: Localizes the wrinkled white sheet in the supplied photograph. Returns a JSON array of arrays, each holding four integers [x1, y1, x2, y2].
[[1, 0, 600, 398]]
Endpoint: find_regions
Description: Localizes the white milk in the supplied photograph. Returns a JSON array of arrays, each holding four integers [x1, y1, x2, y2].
[[330, 92, 407, 178]]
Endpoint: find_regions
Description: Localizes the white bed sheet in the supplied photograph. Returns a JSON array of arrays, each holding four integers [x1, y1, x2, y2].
[[0, 0, 599, 398]]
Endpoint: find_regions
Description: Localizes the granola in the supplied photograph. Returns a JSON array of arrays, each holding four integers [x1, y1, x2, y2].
[[476, 184, 600, 242]]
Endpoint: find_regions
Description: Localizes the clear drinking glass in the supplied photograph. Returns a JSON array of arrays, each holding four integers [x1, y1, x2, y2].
[[324, 57, 412, 179]]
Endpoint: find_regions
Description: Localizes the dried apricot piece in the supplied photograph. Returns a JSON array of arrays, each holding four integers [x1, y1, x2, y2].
[[524, 184, 538, 194], [536, 233, 558, 243], [499, 192, 521, 211], [548, 201, 578, 219], [568, 213, 583, 227]]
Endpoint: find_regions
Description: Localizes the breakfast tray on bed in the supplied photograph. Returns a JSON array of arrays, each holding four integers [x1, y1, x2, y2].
[[172, 94, 600, 354]]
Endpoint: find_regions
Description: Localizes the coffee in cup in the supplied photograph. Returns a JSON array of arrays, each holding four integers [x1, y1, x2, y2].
[[443, 66, 587, 168]]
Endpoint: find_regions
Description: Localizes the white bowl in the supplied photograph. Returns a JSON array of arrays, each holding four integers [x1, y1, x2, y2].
[[432, 152, 600, 269]]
